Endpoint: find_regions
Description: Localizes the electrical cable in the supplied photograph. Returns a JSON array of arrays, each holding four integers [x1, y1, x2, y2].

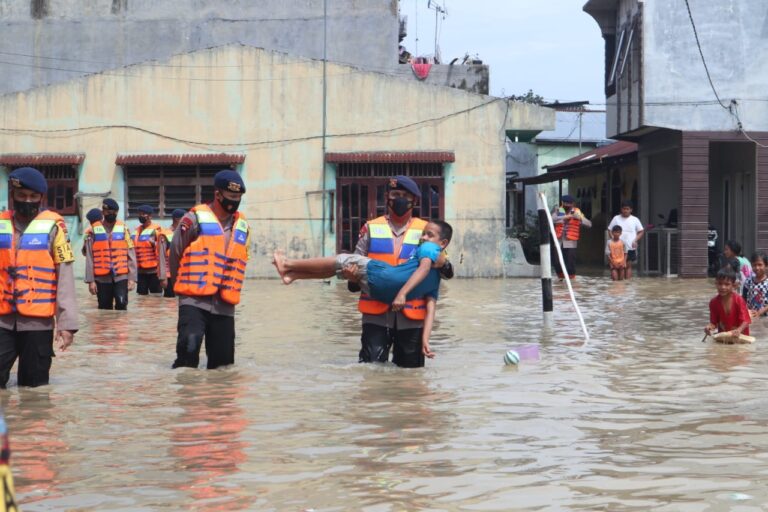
[[682, 0, 730, 111]]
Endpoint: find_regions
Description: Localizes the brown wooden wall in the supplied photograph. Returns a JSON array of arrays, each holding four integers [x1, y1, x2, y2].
[[680, 131, 768, 277]]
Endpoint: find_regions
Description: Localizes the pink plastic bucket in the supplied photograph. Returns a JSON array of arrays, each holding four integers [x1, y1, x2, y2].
[[511, 344, 540, 361]]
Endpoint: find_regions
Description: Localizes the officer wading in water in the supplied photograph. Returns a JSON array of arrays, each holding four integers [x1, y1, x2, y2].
[[160, 208, 186, 299], [169, 171, 250, 369], [83, 198, 137, 310], [0, 167, 78, 388], [134, 204, 167, 295], [345, 175, 453, 367]]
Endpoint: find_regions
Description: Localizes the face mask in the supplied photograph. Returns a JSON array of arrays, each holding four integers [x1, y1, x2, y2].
[[388, 196, 413, 217], [104, 213, 117, 223], [138, 215, 148, 224], [14, 200, 40, 219], [218, 196, 241, 214]]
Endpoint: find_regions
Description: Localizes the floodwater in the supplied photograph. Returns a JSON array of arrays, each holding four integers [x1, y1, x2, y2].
[[4, 276, 768, 511]]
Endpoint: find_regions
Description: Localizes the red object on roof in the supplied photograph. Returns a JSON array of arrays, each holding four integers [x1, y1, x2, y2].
[[411, 62, 432, 80], [325, 151, 455, 164], [0, 153, 85, 166], [547, 141, 637, 171], [115, 153, 246, 166]]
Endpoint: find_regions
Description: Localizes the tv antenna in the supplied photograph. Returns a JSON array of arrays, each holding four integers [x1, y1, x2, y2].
[[427, 0, 447, 61]]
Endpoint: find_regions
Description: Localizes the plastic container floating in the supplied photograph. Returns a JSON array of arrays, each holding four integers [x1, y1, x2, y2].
[[511, 344, 540, 361]]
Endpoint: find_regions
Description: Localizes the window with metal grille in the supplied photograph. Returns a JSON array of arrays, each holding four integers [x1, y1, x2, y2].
[[9, 165, 78, 215], [336, 163, 445, 253], [124, 165, 220, 218]]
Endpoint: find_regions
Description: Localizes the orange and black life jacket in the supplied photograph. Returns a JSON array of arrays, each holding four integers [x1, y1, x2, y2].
[[173, 204, 249, 305], [134, 223, 161, 269], [358, 216, 427, 321], [0, 210, 63, 318], [91, 221, 130, 276]]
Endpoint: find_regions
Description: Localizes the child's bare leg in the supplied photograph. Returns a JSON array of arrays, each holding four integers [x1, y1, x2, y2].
[[611, 268, 618, 281], [273, 251, 337, 284]]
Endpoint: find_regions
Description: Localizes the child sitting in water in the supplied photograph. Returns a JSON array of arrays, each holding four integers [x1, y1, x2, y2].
[[742, 251, 768, 318], [705, 268, 751, 338], [273, 220, 453, 358], [605, 225, 628, 281]]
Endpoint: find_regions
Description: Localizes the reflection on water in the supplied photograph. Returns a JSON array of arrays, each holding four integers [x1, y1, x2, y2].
[[4, 277, 768, 510]]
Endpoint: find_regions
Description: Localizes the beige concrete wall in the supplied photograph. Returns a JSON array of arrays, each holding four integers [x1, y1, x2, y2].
[[0, 45, 554, 277]]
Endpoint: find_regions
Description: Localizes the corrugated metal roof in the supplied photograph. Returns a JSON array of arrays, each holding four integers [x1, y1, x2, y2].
[[115, 153, 246, 165], [325, 151, 455, 164], [547, 140, 637, 171], [0, 153, 85, 166]]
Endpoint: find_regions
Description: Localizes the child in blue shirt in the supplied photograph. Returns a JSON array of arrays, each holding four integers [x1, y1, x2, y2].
[[273, 220, 453, 358]]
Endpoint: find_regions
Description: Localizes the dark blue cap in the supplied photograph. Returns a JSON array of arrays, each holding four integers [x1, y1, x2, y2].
[[137, 204, 154, 214], [9, 167, 47, 194], [102, 198, 119, 211], [214, 170, 246, 194], [561, 194, 575, 203], [86, 208, 103, 223], [387, 175, 421, 198], [171, 208, 186, 219]]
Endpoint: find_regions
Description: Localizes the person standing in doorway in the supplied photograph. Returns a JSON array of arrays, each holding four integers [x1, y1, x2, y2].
[[161, 209, 186, 298], [608, 200, 644, 279], [84, 198, 137, 310], [134, 205, 167, 295], [0, 167, 78, 388], [344, 175, 453, 368], [552, 194, 592, 279], [169, 171, 250, 370]]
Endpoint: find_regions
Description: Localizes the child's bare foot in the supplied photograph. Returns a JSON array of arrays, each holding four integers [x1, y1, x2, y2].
[[272, 250, 292, 284]]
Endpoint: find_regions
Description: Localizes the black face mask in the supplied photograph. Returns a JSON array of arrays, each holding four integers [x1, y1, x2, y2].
[[103, 213, 117, 223], [218, 196, 241, 214], [388, 196, 413, 217], [138, 215, 149, 224], [14, 200, 40, 219]]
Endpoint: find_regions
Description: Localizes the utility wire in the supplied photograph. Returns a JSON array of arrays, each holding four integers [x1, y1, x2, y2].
[[682, 0, 730, 111], [0, 97, 503, 148]]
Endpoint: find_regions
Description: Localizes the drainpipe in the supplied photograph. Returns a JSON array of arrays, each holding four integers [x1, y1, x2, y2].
[[321, 0, 328, 257]]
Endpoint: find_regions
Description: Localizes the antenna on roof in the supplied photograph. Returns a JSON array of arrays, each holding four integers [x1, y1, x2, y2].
[[427, 0, 447, 63]]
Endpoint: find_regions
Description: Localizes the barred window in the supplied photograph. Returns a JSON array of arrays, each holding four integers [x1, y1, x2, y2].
[[124, 165, 220, 218]]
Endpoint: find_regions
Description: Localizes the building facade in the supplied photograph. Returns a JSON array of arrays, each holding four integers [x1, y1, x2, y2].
[[0, 45, 554, 278], [584, 0, 768, 276]]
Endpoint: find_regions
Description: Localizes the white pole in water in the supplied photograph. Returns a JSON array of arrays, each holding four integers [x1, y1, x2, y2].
[[538, 192, 591, 343], [536, 192, 553, 327]]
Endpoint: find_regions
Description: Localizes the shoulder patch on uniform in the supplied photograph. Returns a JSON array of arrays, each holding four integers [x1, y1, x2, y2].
[[359, 224, 369, 236]]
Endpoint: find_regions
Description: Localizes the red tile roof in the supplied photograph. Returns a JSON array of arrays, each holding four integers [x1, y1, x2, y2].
[[325, 151, 455, 164], [546, 140, 637, 171], [0, 153, 85, 166], [115, 153, 246, 165]]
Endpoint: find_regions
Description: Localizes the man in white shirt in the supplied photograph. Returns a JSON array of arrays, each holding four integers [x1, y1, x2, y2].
[[607, 200, 644, 279]]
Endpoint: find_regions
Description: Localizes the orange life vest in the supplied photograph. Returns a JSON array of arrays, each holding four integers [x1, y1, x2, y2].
[[134, 223, 161, 269], [554, 207, 583, 241], [173, 204, 249, 305], [0, 210, 62, 318], [358, 216, 427, 320], [91, 221, 130, 276]]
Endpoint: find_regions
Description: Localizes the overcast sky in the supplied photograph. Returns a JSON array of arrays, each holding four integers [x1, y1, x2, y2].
[[400, 0, 605, 105]]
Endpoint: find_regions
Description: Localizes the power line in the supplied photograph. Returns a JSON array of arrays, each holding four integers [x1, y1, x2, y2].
[[683, 0, 729, 111], [0, 97, 503, 149]]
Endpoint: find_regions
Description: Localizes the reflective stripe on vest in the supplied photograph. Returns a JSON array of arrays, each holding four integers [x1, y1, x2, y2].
[[554, 207, 582, 241], [0, 210, 61, 318], [135, 224, 160, 269], [358, 216, 427, 320], [92, 221, 130, 276], [173, 205, 249, 304]]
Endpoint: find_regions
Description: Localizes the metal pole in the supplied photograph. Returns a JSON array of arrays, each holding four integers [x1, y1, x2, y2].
[[537, 192, 553, 327], [320, 0, 328, 257], [578, 108, 583, 153]]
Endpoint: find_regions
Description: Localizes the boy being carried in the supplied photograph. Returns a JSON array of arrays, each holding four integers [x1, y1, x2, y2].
[[605, 225, 628, 281], [273, 220, 453, 359]]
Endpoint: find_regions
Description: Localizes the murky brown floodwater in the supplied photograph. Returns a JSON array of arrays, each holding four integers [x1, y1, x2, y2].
[[4, 276, 768, 511]]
